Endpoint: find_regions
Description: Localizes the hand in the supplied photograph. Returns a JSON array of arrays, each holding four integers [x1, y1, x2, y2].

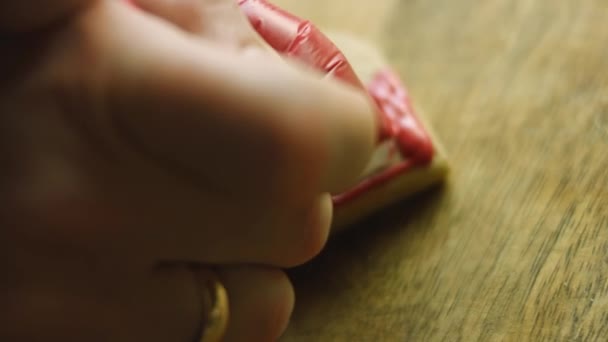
[[0, 0, 377, 341]]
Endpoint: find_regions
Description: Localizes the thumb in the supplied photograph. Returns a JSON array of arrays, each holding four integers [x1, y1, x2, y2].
[[90, 0, 376, 194]]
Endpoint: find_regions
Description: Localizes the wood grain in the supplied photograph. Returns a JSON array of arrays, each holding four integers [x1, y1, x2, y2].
[[270, 0, 608, 341]]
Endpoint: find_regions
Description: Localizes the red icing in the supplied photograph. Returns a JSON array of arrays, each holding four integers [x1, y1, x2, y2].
[[238, 0, 366, 90], [332, 69, 434, 205], [367, 69, 434, 164]]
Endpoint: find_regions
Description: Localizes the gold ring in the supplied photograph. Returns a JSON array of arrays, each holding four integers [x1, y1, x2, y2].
[[196, 269, 229, 342]]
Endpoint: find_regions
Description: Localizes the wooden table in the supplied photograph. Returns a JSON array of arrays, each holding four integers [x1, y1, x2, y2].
[[272, 0, 608, 341]]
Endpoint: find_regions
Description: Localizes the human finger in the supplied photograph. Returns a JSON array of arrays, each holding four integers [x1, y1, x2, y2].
[[93, 0, 377, 196]]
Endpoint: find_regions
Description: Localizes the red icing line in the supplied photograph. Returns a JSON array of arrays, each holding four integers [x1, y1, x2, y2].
[[332, 159, 415, 206]]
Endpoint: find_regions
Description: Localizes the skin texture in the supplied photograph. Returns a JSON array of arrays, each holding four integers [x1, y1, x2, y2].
[[0, 0, 376, 341]]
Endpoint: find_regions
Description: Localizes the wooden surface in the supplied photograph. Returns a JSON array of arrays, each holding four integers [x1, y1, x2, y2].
[[272, 0, 608, 341]]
